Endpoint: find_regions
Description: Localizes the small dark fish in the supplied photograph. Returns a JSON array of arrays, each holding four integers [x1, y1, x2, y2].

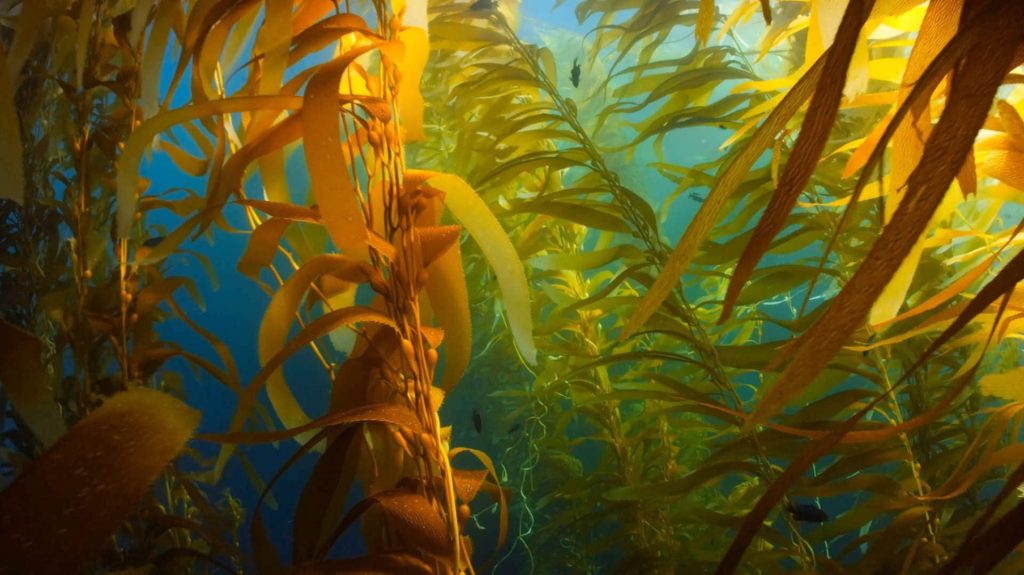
[[507, 423, 521, 435], [689, 191, 706, 202], [141, 236, 165, 248], [570, 58, 581, 88], [718, 124, 728, 130], [786, 502, 828, 523], [469, 0, 495, 11], [472, 408, 482, 433]]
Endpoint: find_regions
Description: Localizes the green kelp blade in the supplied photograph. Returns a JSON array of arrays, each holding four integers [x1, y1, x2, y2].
[[0, 388, 199, 574]]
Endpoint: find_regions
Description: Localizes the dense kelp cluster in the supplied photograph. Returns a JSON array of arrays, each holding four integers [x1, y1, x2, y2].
[[2, 0, 1024, 573]]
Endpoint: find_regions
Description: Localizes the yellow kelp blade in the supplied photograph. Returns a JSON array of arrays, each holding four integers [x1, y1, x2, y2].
[[0, 319, 65, 446], [0, 388, 199, 574], [411, 170, 538, 366], [868, 0, 963, 325], [302, 43, 386, 263], [396, 27, 428, 142], [425, 232, 472, 391]]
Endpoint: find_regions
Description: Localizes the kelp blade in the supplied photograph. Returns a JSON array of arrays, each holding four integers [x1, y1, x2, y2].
[[0, 388, 199, 574]]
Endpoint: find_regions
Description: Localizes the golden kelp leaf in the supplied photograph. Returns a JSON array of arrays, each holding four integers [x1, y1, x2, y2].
[[375, 491, 451, 558], [868, 0, 962, 325], [696, 0, 716, 47], [302, 44, 384, 262], [239, 198, 321, 222], [0, 319, 65, 446], [452, 468, 489, 505], [870, 252, 999, 329], [720, 0, 874, 322], [745, 11, 1023, 429], [397, 27, 428, 142], [0, 388, 198, 574], [425, 232, 471, 391], [118, 95, 304, 237], [979, 368, 1024, 403], [238, 217, 291, 280], [418, 225, 461, 269], [0, 43, 24, 205], [978, 149, 1024, 190], [450, 447, 508, 551], [619, 55, 825, 341], [412, 170, 537, 366]]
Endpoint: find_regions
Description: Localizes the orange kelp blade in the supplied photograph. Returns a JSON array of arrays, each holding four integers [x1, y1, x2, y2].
[[0, 388, 199, 574]]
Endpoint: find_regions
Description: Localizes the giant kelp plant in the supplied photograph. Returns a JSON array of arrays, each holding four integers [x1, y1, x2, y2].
[[2, 0, 1024, 574]]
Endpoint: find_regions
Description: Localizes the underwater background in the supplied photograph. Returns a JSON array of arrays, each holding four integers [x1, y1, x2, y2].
[[2, 0, 1024, 573]]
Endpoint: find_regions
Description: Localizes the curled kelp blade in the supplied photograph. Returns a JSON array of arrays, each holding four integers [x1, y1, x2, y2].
[[0, 388, 199, 574]]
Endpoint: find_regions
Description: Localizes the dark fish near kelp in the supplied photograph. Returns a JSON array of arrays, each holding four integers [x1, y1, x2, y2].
[[786, 502, 828, 523], [472, 408, 482, 433], [469, 0, 495, 11], [570, 58, 581, 88]]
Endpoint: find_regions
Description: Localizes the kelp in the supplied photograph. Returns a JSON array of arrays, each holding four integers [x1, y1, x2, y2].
[[5, 0, 1024, 572]]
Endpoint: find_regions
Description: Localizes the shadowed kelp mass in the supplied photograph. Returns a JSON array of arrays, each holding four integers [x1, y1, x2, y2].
[[2, 0, 1024, 573]]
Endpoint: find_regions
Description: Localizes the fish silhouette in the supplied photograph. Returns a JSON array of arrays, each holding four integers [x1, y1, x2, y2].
[[786, 502, 828, 523], [472, 408, 482, 433], [570, 58, 581, 88]]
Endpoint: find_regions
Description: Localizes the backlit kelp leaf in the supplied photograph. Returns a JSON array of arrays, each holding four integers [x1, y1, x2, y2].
[[424, 230, 472, 391], [868, 0, 964, 325], [745, 4, 1024, 429], [302, 43, 388, 263], [978, 149, 1024, 190], [238, 217, 291, 281], [720, 0, 875, 322], [696, 0, 715, 47], [0, 388, 198, 574], [871, 251, 1000, 330], [412, 170, 537, 366], [618, 52, 826, 341], [239, 198, 321, 222], [118, 95, 305, 238], [0, 44, 24, 204], [203, 402, 421, 445], [397, 27, 428, 142], [978, 368, 1024, 403], [450, 447, 508, 551], [0, 319, 65, 446]]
